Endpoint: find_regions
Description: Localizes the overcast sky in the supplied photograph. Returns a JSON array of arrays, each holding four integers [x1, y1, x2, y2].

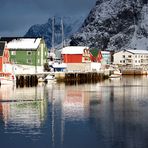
[[0, 0, 96, 36]]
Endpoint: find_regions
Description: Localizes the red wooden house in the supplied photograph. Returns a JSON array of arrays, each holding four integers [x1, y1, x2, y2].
[[61, 46, 91, 63], [0, 42, 10, 72]]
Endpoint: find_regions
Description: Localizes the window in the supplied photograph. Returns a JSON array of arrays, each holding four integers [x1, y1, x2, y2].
[[120, 60, 122, 63], [27, 59, 32, 64], [27, 51, 32, 55], [123, 60, 125, 63], [128, 55, 132, 58], [11, 51, 16, 55], [123, 55, 125, 58]]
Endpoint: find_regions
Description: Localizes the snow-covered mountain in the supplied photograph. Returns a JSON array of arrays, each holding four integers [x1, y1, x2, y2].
[[70, 0, 148, 50], [25, 16, 85, 48]]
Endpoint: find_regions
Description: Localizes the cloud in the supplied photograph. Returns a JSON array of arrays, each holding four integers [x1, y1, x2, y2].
[[0, 0, 96, 36]]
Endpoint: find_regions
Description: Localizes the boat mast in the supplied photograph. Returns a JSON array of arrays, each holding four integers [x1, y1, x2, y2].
[[61, 18, 65, 48], [52, 17, 55, 51], [49, 17, 55, 62]]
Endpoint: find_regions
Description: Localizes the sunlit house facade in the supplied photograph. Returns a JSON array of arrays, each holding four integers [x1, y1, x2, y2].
[[113, 49, 148, 66]]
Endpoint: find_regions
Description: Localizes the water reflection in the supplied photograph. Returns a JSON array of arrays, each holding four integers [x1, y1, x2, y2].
[[0, 85, 47, 138], [0, 76, 148, 148], [62, 85, 90, 121], [89, 76, 148, 148]]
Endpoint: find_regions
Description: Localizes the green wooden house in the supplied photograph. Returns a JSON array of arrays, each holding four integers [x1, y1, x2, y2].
[[6, 38, 48, 67]]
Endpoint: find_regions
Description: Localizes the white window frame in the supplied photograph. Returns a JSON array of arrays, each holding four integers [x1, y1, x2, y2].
[[11, 51, 16, 55], [27, 59, 32, 64]]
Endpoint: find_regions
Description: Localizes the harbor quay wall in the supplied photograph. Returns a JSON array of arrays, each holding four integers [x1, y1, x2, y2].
[[55, 71, 110, 82], [121, 68, 148, 75], [16, 74, 38, 87], [15, 70, 110, 87]]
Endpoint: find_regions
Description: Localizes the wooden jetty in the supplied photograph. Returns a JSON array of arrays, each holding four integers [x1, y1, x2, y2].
[[55, 71, 110, 83], [16, 74, 38, 87], [15, 70, 110, 86]]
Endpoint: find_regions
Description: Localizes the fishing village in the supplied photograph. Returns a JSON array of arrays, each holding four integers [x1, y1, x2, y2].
[[0, 0, 148, 147], [0, 37, 148, 86]]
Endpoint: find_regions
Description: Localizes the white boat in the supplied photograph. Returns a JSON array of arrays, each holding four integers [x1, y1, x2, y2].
[[0, 72, 16, 85], [109, 69, 122, 78], [45, 74, 55, 83]]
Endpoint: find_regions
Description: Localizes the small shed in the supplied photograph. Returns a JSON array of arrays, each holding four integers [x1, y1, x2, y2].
[[61, 46, 91, 63]]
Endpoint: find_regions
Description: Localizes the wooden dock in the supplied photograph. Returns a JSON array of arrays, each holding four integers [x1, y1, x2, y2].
[[15, 71, 110, 87], [55, 71, 110, 83]]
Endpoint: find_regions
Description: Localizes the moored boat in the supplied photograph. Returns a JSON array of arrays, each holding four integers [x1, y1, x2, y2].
[[109, 69, 122, 78], [45, 74, 55, 83], [0, 72, 16, 85]]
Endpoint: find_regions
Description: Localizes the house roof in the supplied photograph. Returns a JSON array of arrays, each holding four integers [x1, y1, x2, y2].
[[101, 51, 110, 54], [0, 42, 5, 56], [0, 37, 40, 42], [90, 48, 98, 57], [127, 50, 148, 54], [61, 46, 89, 54], [5, 38, 42, 50]]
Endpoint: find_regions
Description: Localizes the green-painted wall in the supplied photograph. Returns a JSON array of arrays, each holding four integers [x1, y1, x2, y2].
[[10, 39, 48, 66]]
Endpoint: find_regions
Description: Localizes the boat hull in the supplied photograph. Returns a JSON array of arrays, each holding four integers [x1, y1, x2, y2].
[[0, 78, 16, 85], [109, 74, 121, 78]]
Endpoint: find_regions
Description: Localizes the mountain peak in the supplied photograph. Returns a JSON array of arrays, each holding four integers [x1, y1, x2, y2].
[[70, 0, 148, 50], [25, 16, 85, 49]]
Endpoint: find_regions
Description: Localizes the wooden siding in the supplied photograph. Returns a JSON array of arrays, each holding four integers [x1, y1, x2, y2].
[[0, 57, 3, 71], [63, 54, 82, 63], [9, 39, 48, 66]]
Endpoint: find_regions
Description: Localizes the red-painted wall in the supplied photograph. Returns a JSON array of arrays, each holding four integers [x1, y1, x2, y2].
[[63, 54, 82, 63], [0, 58, 3, 71], [0, 48, 10, 72], [3, 48, 10, 64]]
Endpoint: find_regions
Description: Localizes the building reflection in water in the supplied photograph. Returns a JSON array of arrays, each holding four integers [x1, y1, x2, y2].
[[89, 76, 148, 148], [0, 76, 148, 148], [0, 85, 47, 137], [45, 77, 148, 148], [46, 83, 90, 147]]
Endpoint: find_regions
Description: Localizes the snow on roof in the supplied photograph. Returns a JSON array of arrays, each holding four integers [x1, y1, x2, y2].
[[61, 46, 89, 54], [101, 51, 110, 54], [127, 50, 148, 54], [6, 38, 41, 50]]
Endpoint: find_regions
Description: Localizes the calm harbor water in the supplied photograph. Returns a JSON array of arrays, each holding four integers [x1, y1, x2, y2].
[[0, 76, 148, 148]]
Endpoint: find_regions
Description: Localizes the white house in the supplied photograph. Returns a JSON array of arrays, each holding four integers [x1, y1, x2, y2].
[[113, 49, 148, 66]]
